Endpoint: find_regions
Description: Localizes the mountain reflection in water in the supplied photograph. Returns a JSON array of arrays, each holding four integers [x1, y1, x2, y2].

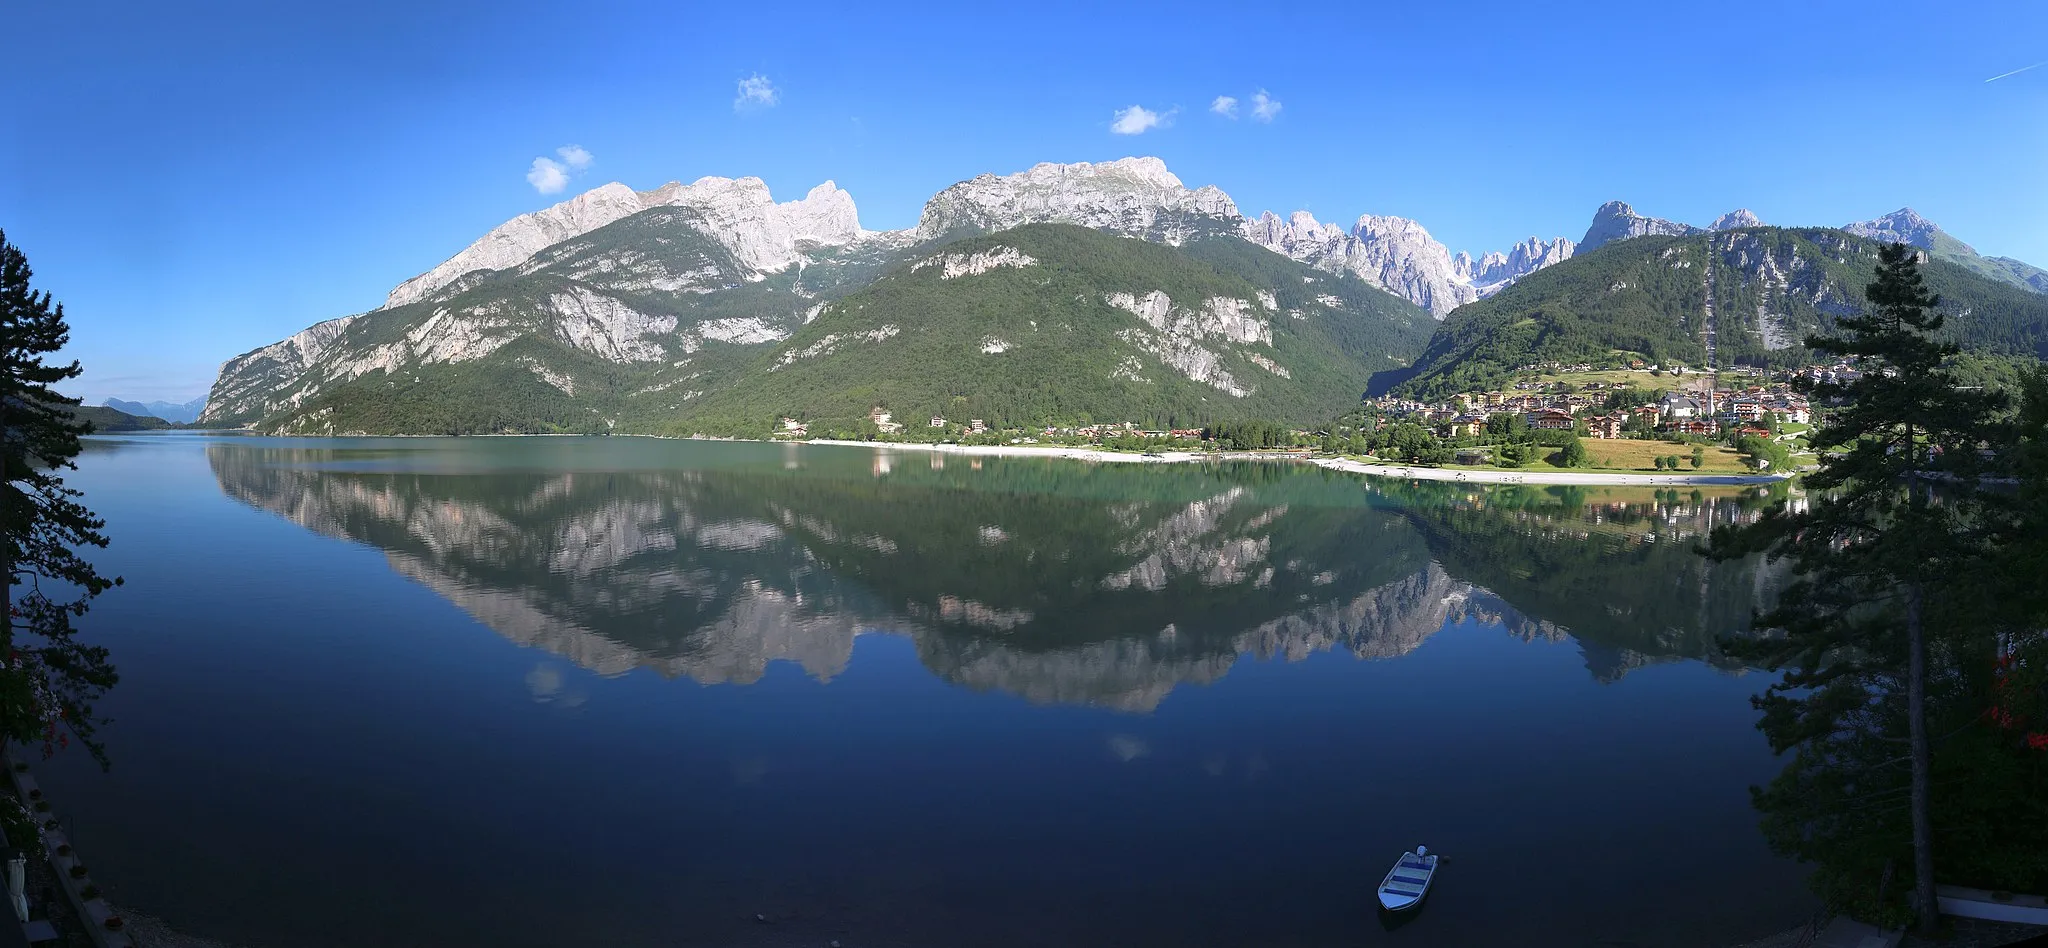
[[208, 440, 1783, 707]]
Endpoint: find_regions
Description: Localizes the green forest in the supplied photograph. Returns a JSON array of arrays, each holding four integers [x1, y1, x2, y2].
[[666, 224, 1435, 436], [1395, 228, 2048, 400]]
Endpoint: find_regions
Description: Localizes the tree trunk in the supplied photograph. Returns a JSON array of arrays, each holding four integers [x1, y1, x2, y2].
[[1, 397, 9, 655], [1906, 579, 1938, 934]]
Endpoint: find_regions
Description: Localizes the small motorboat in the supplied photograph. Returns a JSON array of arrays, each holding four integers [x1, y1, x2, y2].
[[1376, 845, 1439, 912]]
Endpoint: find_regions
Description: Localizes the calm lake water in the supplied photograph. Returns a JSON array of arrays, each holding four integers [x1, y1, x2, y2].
[[39, 433, 1809, 947]]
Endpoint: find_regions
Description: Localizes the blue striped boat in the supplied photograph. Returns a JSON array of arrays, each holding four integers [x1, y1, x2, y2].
[[1376, 847, 1439, 912]]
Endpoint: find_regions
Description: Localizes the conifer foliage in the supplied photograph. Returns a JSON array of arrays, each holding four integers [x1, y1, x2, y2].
[[0, 229, 121, 765], [1706, 243, 2009, 931]]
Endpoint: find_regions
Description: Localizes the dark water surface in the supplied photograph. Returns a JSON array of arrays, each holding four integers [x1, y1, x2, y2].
[[40, 434, 1809, 947]]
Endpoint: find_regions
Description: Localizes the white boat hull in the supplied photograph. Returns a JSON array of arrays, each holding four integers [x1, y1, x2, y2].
[[1376, 850, 1438, 912]]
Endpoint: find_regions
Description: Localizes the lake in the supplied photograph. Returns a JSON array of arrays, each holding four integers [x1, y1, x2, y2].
[[37, 433, 1810, 947]]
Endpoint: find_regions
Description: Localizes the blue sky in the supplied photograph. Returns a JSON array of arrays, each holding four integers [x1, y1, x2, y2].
[[4, 0, 2043, 403]]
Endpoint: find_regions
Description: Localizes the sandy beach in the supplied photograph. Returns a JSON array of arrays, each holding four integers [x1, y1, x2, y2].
[[803, 439, 1790, 486]]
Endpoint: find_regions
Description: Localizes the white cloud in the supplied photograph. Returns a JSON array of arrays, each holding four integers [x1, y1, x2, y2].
[[526, 157, 569, 194], [556, 144, 592, 170], [1110, 104, 1175, 135], [1210, 95, 1239, 119], [735, 74, 779, 112], [525, 144, 594, 194], [1250, 89, 1282, 122]]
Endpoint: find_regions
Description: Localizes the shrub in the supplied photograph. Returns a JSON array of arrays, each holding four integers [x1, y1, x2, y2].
[[54, 844, 70, 857], [78, 885, 98, 900], [1557, 437, 1589, 468], [104, 917, 123, 932], [31, 801, 48, 813], [10, 763, 23, 773], [68, 865, 87, 879], [26, 789, 40, 801]]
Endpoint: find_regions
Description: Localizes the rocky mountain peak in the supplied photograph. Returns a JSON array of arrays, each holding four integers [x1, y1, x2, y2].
[[1842, 207, 1956, 252], [1238, 210, 1575, 317], [1288, 209, 1332, 232], [1241, 210, 1344, 256], [780, 184, 865, 249], [1351, 213, 1441, 245], [382, 184, 654, 309], [1708, 209, 1765, 231], [913, 157, 1242, 244], [1579, 201, 1702, 253], [1470, 235, 1576, 290], [380, 176, 869, 310], [1082, 155, 1180, 187]]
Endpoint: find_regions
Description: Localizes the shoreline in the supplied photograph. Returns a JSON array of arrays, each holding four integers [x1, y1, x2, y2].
[[806, 439, 1790, 486], [146, 430, 1788, 486]]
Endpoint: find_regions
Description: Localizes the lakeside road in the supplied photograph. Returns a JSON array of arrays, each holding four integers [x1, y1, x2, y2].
[[802, 440, 1791, 486]]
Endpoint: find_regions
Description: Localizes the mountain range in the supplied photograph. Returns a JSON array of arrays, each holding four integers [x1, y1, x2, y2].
[[102, 396, 206, 424], [200, 156, 2048, 434], [1393, 224, 2048, 400]]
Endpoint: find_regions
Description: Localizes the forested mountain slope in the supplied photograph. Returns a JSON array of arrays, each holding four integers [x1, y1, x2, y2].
[[1396, 227, 2048, 399], [673, 224, 1434, 434]]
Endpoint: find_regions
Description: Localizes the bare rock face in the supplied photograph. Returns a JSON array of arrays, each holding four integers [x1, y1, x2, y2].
[[639, 177, 867, 274], [1842, 207, 1949, 251], [1240, 210, 1574, 317], [1708, 208, 1765, 231], [383, 183, 650, 309], [913, 157, 1241, 245], [383, 178, 870, 310], [1578, 201, 1703, 253], [1102, 291, 1269, 397], [202, 175, 894, 428], [1844, 209, 2048, 295], [912, 246, 1039, 279], [1467, 235, 1578, 291], [198, 315, 360, 423], [1345, 214, 1483, 316]]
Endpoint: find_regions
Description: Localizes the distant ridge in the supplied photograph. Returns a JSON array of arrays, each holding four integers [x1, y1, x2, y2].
[[102, 396, 205, 424]]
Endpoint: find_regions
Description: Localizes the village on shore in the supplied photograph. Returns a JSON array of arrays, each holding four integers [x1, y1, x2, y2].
[[763, 357, 1856, 479], [1368, 359, 1828, 443]]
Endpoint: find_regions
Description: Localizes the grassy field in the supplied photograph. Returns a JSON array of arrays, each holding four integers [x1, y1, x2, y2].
[[1513, 369, 1694, 393], [1574, 439, 1752, 473], [1362, 438, 1762, 474]]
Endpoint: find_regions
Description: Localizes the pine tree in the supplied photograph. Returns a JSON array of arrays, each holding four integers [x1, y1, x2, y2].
[[1706, 243, 2005, 930], [2006, 367, 2048, 702], [0, 230, 121, 765]]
